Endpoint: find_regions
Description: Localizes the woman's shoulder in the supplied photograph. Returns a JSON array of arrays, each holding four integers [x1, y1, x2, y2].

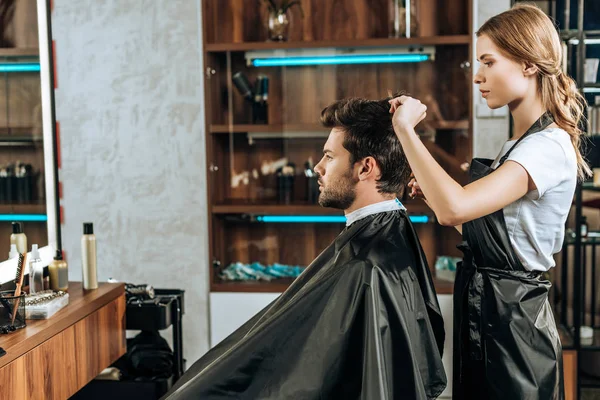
[[521, 127, 575, 161]]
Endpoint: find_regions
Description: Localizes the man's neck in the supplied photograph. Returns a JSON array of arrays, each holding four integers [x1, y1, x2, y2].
[[344, 193, 397, 215]]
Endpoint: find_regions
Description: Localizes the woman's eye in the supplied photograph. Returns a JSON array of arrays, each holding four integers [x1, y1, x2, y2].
[[485, 62, 493, 67]]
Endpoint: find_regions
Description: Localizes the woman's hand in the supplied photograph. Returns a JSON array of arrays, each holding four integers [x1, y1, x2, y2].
[[389, 95, 427, 134], [408, 173, 425, 200]]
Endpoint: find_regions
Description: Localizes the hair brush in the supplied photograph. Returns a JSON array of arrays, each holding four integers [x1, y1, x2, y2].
[[11, 253, 27, 324]]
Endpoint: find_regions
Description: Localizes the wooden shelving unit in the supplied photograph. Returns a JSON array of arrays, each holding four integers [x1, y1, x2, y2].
[[206, 35, 471, 52], [1, 0, 48, 257], [0, 48, 39, 58], [211, 200, 432, 216], [202, 0, 471, 293], [0, 203, 45, 215], [210, 120, 469, 134]]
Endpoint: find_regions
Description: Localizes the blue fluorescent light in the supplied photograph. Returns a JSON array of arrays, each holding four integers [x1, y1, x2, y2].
[[0, 214, 47, 222], [409, 215, 429, 224], [0, 63, 41, 73], [252, 54, 429, 67], [255, 215, 429, 224], [258, 215, 346, 223]]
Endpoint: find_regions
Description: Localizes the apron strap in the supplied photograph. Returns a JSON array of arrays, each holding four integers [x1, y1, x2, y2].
[[498, 111, 554, 167]]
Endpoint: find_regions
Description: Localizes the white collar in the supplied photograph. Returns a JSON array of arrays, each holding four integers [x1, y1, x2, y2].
[[345, 198, 405, 227]]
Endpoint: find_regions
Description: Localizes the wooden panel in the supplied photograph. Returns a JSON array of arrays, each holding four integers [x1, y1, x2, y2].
[[0, 282, 124, 369], [1, 0, 38, 48], [563, 350, 576, 400], [221, 220, 343, 267], [0, 294, 126, 400], [203, 0, 469, 44], [0, 73, 42, 130], [206, 35, 471, 52], [214, 49, 469, 127]]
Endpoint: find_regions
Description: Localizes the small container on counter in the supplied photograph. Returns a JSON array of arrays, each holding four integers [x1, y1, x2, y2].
[[29, 244, 44, 294], [49, 250, 68, 292], [81, 222, 98, 290]]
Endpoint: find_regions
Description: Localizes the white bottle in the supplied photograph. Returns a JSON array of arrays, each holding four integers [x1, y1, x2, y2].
[[29, 244, 44, 294], [81, 222, 98, 290], [10, 222, 27, 255], [8, 244, 18, 260]]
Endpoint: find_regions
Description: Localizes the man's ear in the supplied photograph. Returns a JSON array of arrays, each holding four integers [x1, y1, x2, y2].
[[358, 156, 379, 181], [523, 62, 538, 77]]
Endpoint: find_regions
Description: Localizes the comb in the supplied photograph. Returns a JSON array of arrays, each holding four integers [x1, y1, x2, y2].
[[11, 253, 27, 324]]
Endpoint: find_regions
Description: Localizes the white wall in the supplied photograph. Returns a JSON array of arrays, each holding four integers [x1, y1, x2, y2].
[[472, 0, 512, 159], [51, 0, 209, 363]]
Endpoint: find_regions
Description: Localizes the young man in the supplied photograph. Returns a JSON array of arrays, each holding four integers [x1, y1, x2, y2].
[[164, 96, 446, 400]]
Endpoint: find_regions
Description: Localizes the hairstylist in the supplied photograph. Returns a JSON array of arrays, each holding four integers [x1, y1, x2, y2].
[[389, 4, 587, 399]]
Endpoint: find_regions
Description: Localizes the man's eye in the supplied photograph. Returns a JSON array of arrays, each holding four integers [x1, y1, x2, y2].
[[326, 155, 333, 160]]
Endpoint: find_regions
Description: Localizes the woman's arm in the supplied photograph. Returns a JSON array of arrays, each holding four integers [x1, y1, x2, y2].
[[412, 185, 462, 233], [392, 96, 531, 227]]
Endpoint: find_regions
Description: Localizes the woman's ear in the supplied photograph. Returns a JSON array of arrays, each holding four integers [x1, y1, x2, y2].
[[522, 62, 539, 77]]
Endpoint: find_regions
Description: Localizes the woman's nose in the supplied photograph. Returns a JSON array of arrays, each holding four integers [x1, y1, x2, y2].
[[474, 67, 485, 85]]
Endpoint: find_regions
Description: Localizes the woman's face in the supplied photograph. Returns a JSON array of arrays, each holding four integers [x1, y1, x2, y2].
[[474, 34, 532, 110]]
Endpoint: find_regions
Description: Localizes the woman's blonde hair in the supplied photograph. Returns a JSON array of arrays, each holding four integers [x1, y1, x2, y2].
[[477, 3, 591, 179]]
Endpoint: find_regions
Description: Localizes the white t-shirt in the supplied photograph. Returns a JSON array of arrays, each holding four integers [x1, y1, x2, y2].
[[491, 127, 577, 272]]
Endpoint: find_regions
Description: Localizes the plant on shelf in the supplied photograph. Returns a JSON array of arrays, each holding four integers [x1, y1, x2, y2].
[[260, 0, 304, 42]]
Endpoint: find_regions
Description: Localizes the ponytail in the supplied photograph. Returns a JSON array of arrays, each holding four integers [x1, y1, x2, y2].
[[541, 71, 591, 180]]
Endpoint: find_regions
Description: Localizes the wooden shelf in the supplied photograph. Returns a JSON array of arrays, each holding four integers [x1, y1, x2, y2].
[[205, 36, 471, 52], [210, 121, 469, 134], [212, 201, 431, 216], [0, 203, 46, 215], [210, 124, 327, 134], [212, 276, 453, 294], [213, 203, 342, 216], [0, 137, 43, 147], [0, 282, 124, 369], [0, 48, 39, 58]]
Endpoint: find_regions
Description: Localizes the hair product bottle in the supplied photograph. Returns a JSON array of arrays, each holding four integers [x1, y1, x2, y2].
[[29, 244, 44, 294], [49, 250, 68, 292], [10, 222, 27, 254], [81, 222, 98, 290]]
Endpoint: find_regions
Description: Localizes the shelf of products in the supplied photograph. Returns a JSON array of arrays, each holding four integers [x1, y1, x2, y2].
[[1, 0, 52, 257], [203, 0, 471, 292]]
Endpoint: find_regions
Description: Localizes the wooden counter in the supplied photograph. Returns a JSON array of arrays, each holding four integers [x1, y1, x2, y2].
[[0, 282, 126, 399]]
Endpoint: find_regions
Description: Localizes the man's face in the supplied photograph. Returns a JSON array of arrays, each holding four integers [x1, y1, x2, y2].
[[314, 128, 358, 210]]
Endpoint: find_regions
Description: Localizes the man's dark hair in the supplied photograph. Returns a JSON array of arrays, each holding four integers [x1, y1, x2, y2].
[[320, 95, 411, 195]]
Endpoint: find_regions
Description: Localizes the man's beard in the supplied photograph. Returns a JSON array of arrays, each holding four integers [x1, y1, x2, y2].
[[318, 171, 358, 210]]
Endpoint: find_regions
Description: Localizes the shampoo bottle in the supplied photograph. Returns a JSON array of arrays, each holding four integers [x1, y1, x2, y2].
[[81, 222, 98, 290], [10, 222, 27, 254]]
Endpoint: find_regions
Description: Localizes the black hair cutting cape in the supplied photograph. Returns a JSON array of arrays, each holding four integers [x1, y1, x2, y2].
[[163, 209, 447, 400]]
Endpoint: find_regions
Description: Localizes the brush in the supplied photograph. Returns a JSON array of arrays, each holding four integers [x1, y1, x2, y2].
[[11, 253, 26, 324]]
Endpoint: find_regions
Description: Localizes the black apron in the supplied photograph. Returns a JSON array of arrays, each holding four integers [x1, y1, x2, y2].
[[453, 112, 564, 400]]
